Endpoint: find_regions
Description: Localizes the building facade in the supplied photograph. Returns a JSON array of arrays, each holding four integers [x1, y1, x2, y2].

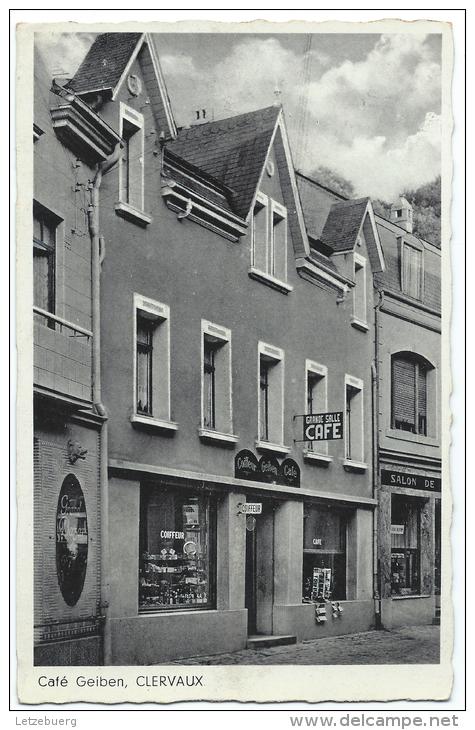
[[31, 32, 442, 666], [374, 201, 442, 629]]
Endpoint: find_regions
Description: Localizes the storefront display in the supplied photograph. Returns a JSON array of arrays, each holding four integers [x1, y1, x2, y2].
[[303, 504, 347, 601], [139, 485, 216, 610], [390, 495, 421, 595]]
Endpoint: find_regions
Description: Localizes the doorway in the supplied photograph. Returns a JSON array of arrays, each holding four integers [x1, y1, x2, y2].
[[244, 501, 275, 636]]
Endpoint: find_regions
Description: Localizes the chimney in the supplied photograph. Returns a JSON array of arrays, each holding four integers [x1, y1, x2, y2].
[[390, 196, 414, 233], [191, 109, 208, 126]]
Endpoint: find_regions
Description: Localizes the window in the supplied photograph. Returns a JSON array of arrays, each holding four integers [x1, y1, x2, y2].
[[303, 505, 347, 601], [352, 253, 367, 328], [257, 342, 286, 451], [132, 294, 175, 430], [344, 375, 365, 465], [402, 243, 423, 300], [391, 495, 421, 596], [200, 321, 235, 442], [305, 361, 328, 456], [391, 353, 431, 436], [120, 104, 144, 211], [250, 192, 290, 291], [33, 206, 56, 316], [139, 485, 216, 611]]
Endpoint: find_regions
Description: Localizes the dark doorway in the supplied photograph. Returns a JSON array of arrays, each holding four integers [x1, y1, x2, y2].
[[245, 520, 257, 634]]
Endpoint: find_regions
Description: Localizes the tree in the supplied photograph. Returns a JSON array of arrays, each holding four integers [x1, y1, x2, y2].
[[402, 176, 441, 246]]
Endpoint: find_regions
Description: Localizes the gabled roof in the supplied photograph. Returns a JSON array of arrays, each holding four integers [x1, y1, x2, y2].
[[165, 106, 280, 219], [296, 172, 346, 242], [320, 197, 371, 252], [68, 33, 142, 95]]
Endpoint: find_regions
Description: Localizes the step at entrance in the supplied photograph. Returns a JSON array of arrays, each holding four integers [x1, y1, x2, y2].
[[247, 634, 297, 649]]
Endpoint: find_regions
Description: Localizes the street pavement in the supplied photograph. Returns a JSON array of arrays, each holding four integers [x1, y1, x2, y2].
[[169, 626, 440, 665]]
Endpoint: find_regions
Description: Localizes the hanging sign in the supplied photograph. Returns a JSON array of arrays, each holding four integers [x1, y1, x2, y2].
[[239, 503, 263, 515], [390, 524, 405, 535], [381, 470, 441, 492], [299, 412, 344, 442]]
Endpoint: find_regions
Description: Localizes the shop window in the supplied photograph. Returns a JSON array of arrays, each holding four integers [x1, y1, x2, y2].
[[139, 485, 216, 611], [33, 204, 57, 319], [391, 495, 421, 596], [120, 104, 144, 211], [200, 320, 233, 438], [303, 505, 347, 601], [305, 360, 328, 455], [258, 342, 285, 448], [402, 242, 423, 300], [391, 353, 433, 436], [352, 253, 367, 327], [345, 375, 364, 464], [251, 192, 288, 286], [133, 294, 171, 425]]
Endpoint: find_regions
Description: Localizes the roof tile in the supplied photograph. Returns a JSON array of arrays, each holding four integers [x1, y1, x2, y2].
[[69, 33, 142, 94]]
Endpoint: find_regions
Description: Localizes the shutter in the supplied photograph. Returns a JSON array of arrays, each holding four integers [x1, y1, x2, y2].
[[272, 214, 286, 281], [417, 365, 427, 434], [127, 127, 143, 210], [392, 357, 416, 428]]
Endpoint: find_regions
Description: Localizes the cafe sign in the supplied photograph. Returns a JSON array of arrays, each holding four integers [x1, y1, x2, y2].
[[381, 469, 441, 492], [299, 412, 343, 442], [234, 450, 300, 488]]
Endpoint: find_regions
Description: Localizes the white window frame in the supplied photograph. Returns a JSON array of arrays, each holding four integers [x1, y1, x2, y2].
[[249, 192, 293, 294], [116, 103, 150, 224], [256, 341, 289, 454], [343, 374, 366, 471], [199, 319, 238, 445], [351, 252, 368, 332], [303, 360, 332, 464], [131, 293, 177, 432], [401, 240, 424, 301]]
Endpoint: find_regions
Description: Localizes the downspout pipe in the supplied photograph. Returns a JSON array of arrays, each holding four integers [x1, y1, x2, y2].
[[373, 288, 385, 628], [87, 142, 122, 665]]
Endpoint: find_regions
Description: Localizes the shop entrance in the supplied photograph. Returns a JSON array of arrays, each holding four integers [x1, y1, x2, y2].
[[244, 500, 274, 636]]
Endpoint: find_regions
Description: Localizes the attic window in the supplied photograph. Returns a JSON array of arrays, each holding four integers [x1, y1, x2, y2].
[[249, 192, 291, 293], [120, 104, 144, 212]]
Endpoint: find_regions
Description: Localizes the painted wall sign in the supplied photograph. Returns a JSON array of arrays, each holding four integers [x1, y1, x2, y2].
[[381, 469, 441, 492], [280, 458, 301, 488], [56, 474, 88, 607], [301, 412, 343, 441], [258, 455, 280, 483], [234, 450, 301, 488], [234, 449, 259, 480]]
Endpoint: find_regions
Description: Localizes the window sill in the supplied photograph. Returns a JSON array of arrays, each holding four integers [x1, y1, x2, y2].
[[130, 414, 178, 432], [342, 458, 368, 473], [255, 440, 291, 455], [385, 429, 438, 447], [303, 450, 333, 466], [391, 594, 431, 601], [115, 201, 152, 227], [350, 317, 369, 332], [198, 428, 239, 446], [248, 267, 293, 294]]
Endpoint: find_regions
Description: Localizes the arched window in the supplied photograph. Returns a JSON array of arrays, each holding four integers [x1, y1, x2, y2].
[[391, 352, 433, 436]]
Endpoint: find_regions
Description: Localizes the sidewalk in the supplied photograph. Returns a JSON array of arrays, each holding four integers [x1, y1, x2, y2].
[[169, 626, 440, 665]]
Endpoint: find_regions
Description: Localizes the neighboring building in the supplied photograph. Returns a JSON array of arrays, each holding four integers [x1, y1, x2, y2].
[[374, 199, 442, 628], [33, 49, 121, 664]]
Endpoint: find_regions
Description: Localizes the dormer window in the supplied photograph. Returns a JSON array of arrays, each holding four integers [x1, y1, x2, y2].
[[249, 192, 292, 293], [115, 104, 151, 226], [351, 253, 368, 331], [401, 242, 423, 300]]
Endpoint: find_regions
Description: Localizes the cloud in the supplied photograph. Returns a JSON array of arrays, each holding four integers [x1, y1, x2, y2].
[[35, 32, 96, 77]]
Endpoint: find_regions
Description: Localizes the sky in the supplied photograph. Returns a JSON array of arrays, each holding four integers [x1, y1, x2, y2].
[[35, 30, 442, 201]]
